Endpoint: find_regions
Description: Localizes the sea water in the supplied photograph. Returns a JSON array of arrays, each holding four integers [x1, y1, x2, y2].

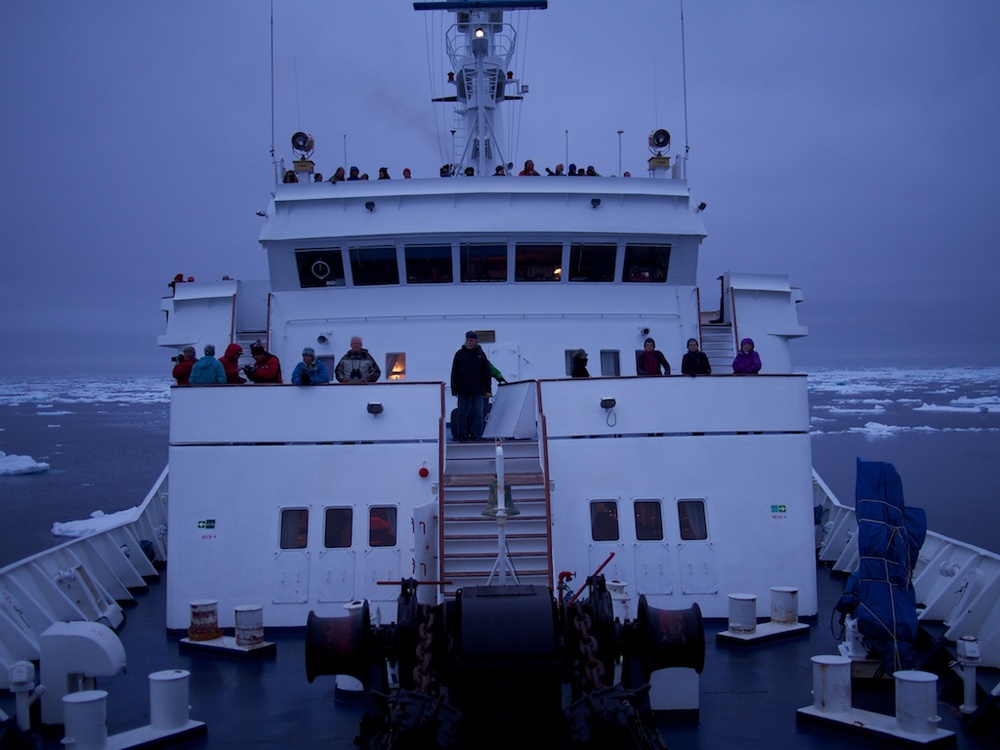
[[0, 368, 997, 568]]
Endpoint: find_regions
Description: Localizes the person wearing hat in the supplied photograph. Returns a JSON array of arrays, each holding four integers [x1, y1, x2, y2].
[[346, 166, 361, 181], [636, 337, 670, 376], [681, 338, 711, 376], [291, 347, 330, 385], [219, 343, 246, 384], [450, 331, 492, 440], [190, 344, 226, 385], [571, 349, 590, 378], [171, 345, 197, 385], [243, 340, 283, 383]]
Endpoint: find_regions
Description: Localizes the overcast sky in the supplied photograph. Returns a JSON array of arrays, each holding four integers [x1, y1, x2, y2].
[[2, 1, 999, 376]]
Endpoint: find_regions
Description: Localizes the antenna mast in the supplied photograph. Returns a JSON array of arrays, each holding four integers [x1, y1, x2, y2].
[[415, 1, 547, 175], [680, 0, 690, 157]]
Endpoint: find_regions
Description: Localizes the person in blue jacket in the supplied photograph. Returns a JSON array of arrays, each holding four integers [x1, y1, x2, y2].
[[291, 347, 330, 385], [189, 344, 226, 384]]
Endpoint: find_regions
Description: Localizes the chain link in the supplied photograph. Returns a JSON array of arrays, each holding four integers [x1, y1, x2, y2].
[[573, 602, 605, 691], [412, 604, 434, 693]]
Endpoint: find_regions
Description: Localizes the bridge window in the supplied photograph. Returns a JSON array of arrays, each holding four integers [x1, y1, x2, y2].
[[350, 246, 400, 286], [385, 353, 406, 381], [569, 243, 616, 282], [369, 506, 397, 548], [590, 500, 619, 542], [515, 243, 562, 281], [296, 249, 345, 288], [677, 499, 708, 541], [324, 508, 353, 548], [279, 508, 309, 549], [634, 500, 664, 541], [405, 244, 453, 283], [623, 244, 670, 283], [460, 243, 507, 282]]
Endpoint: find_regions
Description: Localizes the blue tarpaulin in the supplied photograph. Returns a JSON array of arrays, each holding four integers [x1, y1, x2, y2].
[[853, 458, 927, 670]]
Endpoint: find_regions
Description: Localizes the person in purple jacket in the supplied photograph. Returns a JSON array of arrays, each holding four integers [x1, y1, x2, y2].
[[732, 337, 762, 374]]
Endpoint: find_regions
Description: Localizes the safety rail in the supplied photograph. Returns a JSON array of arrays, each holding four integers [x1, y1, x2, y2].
[[0, 466, 169, 690]]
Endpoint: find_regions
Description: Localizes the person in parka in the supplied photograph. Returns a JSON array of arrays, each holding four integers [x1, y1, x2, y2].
[[335, 336, 381, 383]]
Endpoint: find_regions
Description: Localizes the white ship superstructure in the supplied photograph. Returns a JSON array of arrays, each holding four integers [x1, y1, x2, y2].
[[157, 0, 811, 632]]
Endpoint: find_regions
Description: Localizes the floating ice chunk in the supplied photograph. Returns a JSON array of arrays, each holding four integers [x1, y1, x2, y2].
[[0, 451, 50, 476]]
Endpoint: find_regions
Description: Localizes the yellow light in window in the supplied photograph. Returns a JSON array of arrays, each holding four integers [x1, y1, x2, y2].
[[387, 353, 406, 381]]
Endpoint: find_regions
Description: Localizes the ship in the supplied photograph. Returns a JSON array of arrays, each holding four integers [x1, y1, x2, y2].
[[1, 2, 998, 749]]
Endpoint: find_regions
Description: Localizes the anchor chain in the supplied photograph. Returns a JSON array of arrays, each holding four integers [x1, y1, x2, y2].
[[412, 604, 434, 693], [573, 602, 605, 691]]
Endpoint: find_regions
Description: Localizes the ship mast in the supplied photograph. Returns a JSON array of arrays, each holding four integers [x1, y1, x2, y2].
[[415, 1, 547, 176]]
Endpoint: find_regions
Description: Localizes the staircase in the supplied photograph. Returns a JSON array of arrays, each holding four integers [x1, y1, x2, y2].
[[700, 323, 735, 373], [439, 439, 551, 598]]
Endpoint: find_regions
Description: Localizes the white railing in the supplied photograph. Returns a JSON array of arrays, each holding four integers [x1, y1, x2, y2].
[[0, 467, 169, 690]]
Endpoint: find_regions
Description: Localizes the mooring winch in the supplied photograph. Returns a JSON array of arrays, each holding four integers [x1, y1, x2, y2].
[[306, 574, 703, 749]]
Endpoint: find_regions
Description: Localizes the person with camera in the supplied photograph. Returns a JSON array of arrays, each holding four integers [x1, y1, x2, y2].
[[291, 347, 329, 385], [335, 336, 381, 384], [243, 340, 283, 383], [171, 346, 196, 385]]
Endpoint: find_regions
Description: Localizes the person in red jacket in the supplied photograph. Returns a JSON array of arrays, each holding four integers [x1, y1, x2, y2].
[[171, 346, 196, 385], [244, 340, 282, 383], [219, 343, 246, 384]]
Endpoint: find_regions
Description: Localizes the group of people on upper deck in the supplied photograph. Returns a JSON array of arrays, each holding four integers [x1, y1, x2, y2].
[[283, 166, 414, 183], [569, 337, 760, 379], [171, 336, 381, 386], [283, 160, 634, 181]]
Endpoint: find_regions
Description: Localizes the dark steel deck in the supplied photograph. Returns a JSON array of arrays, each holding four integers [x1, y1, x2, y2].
[[2, 565, 996, 750]]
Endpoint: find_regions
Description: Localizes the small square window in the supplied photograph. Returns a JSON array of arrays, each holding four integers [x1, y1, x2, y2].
[[590, 500, 619, 542], [279, 508, 309, 549], [324, 508, 353, 548], [634, 500, 664, 541], [678, 499, 708, 541], [386, 353, 406, 381], [369, 506, 397, 547], [600, 350, 620, 376]]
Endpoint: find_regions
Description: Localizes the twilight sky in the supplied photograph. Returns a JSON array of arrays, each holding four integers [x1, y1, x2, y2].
[[2, 0, 998, 376]]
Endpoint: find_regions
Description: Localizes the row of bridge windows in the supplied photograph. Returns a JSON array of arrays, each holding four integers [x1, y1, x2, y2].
[[296, 242, 671, 288], [277, 498, 707, 550]]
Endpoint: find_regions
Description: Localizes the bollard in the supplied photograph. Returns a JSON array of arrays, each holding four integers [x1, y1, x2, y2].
[[728, 593, 757, 634], [770, 586, 798, 624], [187, 600, 223, 641], [894, 670, 940, 736], [810, 655, 852, 715], [62, 690, 108, 750], [235, 605, 264, 648], [149, 669, 191, 730]]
